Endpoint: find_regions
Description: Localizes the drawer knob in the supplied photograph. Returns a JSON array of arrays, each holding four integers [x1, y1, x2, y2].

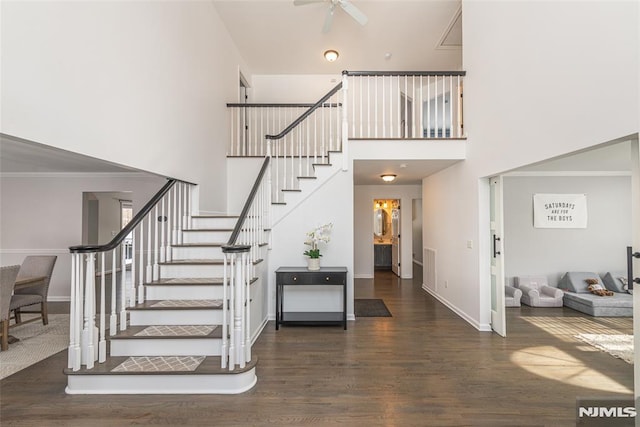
[[293, 276, 297, 281], [325, 276, 330, 281]]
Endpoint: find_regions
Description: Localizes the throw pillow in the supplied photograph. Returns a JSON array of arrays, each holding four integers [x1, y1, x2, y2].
[[619, 277, 633, 295], [587, 283, 614, 297]]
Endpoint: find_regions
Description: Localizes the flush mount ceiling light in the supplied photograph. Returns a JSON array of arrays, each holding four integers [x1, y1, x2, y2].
[[324, 49, 339, 62], [381, 174, 396, 182]]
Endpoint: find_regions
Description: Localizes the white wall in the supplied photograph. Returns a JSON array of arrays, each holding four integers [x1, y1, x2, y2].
[[0, 173, 166, 300], [421, 0, 639, 330], [1, 1, 251, 213], [503, 175, 631, 285], [268, 169, 354, 317], [250, 75, 340, 103], [354, 185, 421, 278]]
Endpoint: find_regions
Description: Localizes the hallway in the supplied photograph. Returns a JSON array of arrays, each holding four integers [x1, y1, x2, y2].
[[0, 266, 633, 426]]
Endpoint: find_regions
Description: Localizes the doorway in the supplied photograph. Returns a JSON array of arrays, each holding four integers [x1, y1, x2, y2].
[[373, 199, 401, 277]]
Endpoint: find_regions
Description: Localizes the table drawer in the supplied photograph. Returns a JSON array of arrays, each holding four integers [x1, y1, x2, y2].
[[278, 272, 344, 285]]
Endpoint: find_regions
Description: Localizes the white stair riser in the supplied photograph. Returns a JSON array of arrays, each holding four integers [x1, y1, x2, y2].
[[172, 246, 224, 260], [160, 264, 225, 278], [182, 230, 231, 244], [191, 217, 238, 229], [130, 309, 224, 326], [110, 338, 222, 357], [66, 368, 257, 394], [146, 285, 224, 300]]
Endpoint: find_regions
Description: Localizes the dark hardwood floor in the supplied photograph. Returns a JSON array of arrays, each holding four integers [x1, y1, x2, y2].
[[0, 265, 633, 426]]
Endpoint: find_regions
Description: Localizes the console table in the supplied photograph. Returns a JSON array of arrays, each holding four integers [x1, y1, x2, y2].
[[275, 266, 347, 330]]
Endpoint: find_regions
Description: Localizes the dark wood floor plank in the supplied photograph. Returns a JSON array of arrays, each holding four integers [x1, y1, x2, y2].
[[0, 266, 633, 426]]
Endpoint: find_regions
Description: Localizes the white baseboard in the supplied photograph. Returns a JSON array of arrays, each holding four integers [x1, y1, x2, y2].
[[251, 317, 269, 345], [354, 274, 374, 279], [421, 284, 491, 332], [49, 296, 71, 302]]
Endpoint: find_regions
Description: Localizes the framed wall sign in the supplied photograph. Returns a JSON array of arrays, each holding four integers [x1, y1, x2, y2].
[[533, 193, 587, 228]]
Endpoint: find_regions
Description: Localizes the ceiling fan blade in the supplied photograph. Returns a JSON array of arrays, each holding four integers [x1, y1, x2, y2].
[[293, 0, 324, 6], [338, 0, 368, 26], [322, 5, 335, 33]]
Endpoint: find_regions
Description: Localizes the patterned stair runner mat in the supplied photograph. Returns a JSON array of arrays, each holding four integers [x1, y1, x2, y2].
[[134, 325, 217, 337], [150, 299, 222, 308], [112, 356, 205, 372]]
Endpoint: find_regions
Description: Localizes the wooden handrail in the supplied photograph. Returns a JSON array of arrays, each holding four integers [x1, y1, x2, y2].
[[344, 70, 466, 77], [226, 103, 341, 108], [224, 157, 270, 250], [265, 82, 343, 141], [69, 179, 178, 254]]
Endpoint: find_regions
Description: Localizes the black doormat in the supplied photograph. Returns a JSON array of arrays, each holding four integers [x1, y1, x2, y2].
[[354, 299, 392, 317]]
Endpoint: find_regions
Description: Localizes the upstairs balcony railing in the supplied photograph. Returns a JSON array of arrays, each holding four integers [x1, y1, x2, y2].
[[227, 70, 465, 159], [227, 70, 465, 203]]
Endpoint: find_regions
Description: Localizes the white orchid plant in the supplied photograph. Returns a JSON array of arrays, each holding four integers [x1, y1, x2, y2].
[[303, 223, 333, 259]]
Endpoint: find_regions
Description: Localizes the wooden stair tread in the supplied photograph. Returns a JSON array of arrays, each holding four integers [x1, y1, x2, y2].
[[128, 300, 223, 310], [191, 215, 239, 219], [110, 325, 223, 340], [145, 277, 259, 286], [171, 243, 225, 247], [159, 259, 224, 265], [145, 278, 225, 286], [183, 228, 233, 232]]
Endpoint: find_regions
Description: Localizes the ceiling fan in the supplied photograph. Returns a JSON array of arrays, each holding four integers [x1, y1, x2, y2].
[[294, 0, 368, 33]]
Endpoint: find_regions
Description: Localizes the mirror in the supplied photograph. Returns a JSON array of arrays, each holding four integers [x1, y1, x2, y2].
[[374, 209, 388, 237]]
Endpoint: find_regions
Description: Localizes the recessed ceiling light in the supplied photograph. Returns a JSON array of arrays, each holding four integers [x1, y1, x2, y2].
[[324, 50, 339, 62], [381, 174, 396, 182], [384, 52, 392, 60], [399, 163, 407, 168]]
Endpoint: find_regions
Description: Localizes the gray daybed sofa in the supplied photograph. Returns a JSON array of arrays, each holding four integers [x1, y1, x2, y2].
[[558, 272, 633, 317]]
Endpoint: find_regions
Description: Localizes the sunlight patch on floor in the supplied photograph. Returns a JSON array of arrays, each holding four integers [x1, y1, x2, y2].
[[519, 316, 632, 343], [511, 346, 632, 394]]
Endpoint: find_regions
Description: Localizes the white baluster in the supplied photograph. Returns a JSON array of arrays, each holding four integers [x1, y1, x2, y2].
[[110, 249, 117, 335], [457, 75, 463, 138], [82, 253, 96, 368], [137, 223, 143, 306], [341, 74, 349, 171], [99, 252, 106, 363], [143, 215, 151, 303], [427, 75, 431, 138], [120, 234, 127, 330], [449, 75, 454, 138], [412, 75, 416, 138], [154, 205, 160, 280], [419, 75, 424, 138], [177, 184, 183, 244], [442, 75, 446, 137], [228, 253, 236, 370], [160, 197, 167, 263], [382, 75, 386, 137]]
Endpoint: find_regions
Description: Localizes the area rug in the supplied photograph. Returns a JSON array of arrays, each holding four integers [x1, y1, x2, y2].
[[354, 299, 392, 317], [0, 314, 69, 379], [576, 333, 633, 364]]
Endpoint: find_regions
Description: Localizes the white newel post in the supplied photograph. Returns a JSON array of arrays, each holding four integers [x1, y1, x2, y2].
[[82, 253, 96, 368], [341, 72, 349, 171], [234, 252, 245, 369], [68, 254, 77, 370], [99, 252, 106, 363], [221, 254, 229, 369]]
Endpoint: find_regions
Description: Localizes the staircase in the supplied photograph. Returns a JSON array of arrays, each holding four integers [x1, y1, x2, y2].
[[65, 213, 263, 394]]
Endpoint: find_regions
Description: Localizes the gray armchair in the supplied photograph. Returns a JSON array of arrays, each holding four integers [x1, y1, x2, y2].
[[10, 256, 57, 326], [505, 285, 522, 307], [1, 265, 20, 351], [515, 275, 564, 307]]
